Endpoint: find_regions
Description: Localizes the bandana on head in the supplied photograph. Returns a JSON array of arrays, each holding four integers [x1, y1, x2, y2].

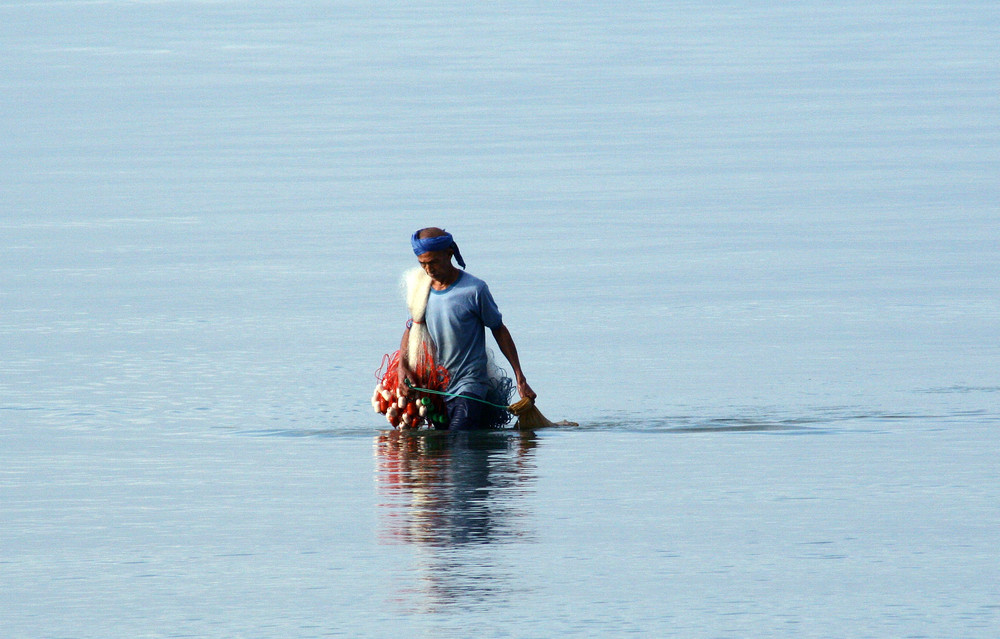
[[410, 230, 466, 269]]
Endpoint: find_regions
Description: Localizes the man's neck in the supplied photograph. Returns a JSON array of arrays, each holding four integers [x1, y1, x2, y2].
[[431, 268, 460, 291]]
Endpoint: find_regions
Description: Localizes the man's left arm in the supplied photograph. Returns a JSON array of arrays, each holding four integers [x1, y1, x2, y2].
[[491, 324, 536, 401]]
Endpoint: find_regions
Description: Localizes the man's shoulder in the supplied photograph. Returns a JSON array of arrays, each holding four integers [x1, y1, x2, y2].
[[456, 271, 489, 290]]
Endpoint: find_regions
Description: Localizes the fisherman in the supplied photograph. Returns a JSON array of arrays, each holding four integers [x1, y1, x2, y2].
[[397, 227, 536, 430]]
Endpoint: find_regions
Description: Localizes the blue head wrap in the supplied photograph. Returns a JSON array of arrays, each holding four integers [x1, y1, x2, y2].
[[410, 229, 466, 269]]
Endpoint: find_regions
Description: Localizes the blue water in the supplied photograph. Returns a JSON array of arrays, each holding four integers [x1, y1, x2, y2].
[[2, 1, 998, 637]]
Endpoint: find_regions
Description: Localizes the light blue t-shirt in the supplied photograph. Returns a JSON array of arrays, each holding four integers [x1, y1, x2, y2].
[[424, 271, 503, 398]]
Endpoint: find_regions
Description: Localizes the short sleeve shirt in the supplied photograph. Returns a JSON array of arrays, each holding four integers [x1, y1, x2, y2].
[[424, 272, 503, 398]]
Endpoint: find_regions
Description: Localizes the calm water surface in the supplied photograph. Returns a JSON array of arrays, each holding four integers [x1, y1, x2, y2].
[[2, 1, 998, 637]]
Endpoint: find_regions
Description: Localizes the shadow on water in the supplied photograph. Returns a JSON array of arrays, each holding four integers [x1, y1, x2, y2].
[[579, 405, 999, 434], [373, 429, 538, 610]]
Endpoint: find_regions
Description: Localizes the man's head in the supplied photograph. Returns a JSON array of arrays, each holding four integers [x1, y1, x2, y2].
[[415, 227, 450, 244], [410, 227, 466, 284]]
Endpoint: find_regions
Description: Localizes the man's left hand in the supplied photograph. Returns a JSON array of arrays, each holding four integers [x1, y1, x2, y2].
[[517, 379, 537, 401]]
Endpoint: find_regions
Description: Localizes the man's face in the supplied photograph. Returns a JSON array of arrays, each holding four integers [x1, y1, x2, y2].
[[418, 250, 453, 283]]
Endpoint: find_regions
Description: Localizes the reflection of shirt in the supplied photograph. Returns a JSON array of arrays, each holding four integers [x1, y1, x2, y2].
[[424, 272, 503, 398]]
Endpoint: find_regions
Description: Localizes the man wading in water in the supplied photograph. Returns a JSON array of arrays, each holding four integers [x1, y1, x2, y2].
[[397, 227, 536, 430]]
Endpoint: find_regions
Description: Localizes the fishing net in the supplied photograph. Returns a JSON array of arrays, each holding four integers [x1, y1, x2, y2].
[[373, 347, 517, 430], [372, 345, 450, 429], [481, 353, 515, 429], [508, 397, 556, 429]]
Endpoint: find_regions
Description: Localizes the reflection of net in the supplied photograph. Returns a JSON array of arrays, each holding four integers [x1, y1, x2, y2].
[[372, 346, 450, 429], [373, 431, 451, 546]]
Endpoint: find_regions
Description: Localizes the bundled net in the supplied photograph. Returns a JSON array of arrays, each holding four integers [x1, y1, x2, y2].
[[371, 344, 450, 430], [372, 347, 517, 430], [481, 353, 515, 429], [508, 397, 557, 430]]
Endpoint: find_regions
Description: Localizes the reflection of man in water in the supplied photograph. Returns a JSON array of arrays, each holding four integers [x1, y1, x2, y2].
[[375, 431, 536, 547], [375, 430, 537, 608]]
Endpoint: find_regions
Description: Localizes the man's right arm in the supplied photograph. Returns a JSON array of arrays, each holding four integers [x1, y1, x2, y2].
[[397, 326, 414, 396]]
